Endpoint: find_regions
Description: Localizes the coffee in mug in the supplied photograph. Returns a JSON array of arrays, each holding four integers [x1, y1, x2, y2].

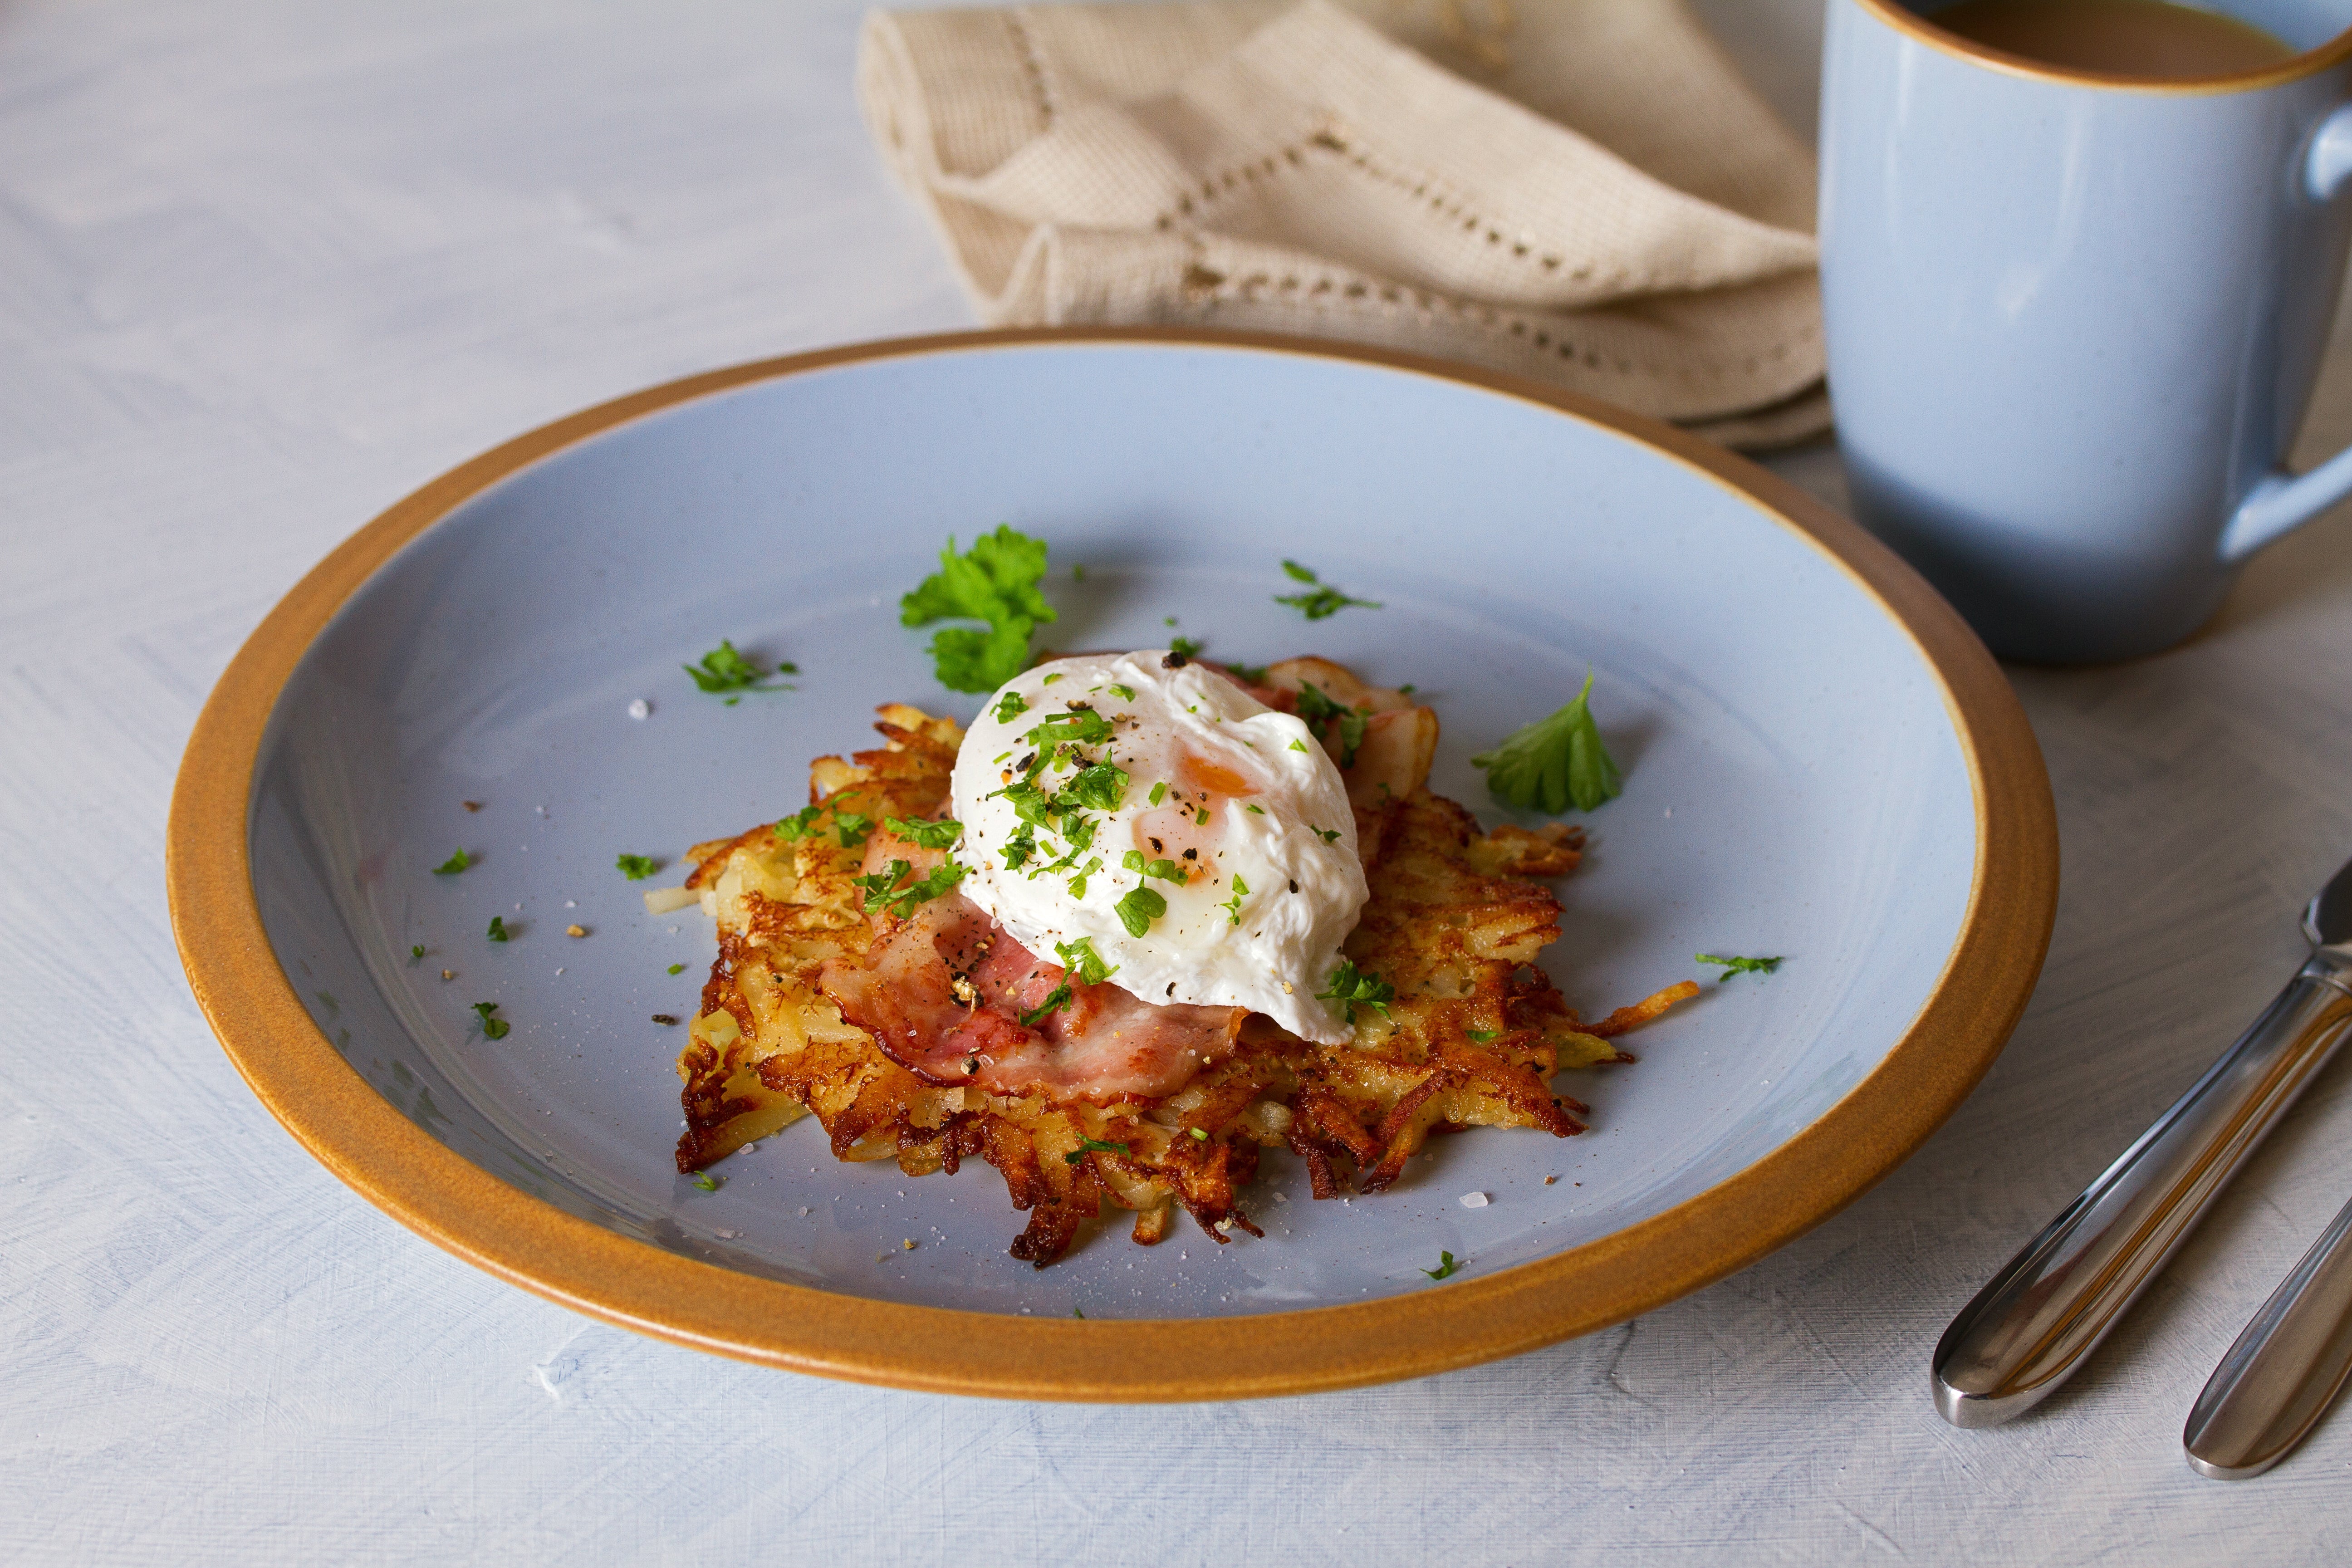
[[1819, 2, 2352, 662], [1931, 0, 2293, 78]]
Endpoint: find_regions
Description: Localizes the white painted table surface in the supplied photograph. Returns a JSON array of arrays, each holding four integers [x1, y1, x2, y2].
[[9, 1, 2352, 1561]]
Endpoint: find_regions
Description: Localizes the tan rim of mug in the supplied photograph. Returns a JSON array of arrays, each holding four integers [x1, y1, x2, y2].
[[167, 326, 2060, 1402], [1853, 0, 2352, 94]]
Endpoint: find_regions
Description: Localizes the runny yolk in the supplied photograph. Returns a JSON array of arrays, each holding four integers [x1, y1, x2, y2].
[[1180, 754, 1255, 799]]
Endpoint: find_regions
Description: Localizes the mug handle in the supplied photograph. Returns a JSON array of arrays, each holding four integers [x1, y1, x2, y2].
[[2220, 101, 2352, 562]]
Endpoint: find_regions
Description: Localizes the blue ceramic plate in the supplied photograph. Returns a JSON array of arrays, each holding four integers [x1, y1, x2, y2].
[[173, 331, 2054, 1398]]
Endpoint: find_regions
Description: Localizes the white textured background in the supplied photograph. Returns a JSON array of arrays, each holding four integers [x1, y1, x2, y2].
[[9, 1, 2352, 1562]]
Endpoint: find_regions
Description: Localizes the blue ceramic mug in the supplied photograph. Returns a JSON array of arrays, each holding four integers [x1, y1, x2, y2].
[[1821, 0, 2352, 663]]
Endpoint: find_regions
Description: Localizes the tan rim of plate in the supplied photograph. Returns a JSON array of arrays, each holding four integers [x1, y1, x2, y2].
[[167, 327, 2058, 1402]]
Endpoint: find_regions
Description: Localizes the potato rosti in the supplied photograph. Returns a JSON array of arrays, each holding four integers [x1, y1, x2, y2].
[[670, 662, 1693, 1266]]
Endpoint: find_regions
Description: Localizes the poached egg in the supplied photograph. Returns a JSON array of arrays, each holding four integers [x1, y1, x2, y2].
[[951, 651, 1369, 1043]]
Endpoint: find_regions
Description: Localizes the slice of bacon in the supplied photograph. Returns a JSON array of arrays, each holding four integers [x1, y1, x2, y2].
[[819, 892, 1245, 1103]]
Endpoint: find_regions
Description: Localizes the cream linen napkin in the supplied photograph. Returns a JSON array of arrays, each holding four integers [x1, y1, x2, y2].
[[856, 0, 1828, 448]]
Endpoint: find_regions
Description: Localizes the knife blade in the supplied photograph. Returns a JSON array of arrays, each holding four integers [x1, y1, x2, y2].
[[1931, 853, 2352, 1427]]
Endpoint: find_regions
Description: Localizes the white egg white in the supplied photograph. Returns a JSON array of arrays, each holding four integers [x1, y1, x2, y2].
[[951, 651, 1369, 1043]]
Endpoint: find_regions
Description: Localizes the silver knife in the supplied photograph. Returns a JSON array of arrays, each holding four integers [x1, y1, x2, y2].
[[1931, 854, 2352, 1427]]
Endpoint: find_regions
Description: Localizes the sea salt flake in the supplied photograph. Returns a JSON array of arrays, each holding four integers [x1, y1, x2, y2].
[[627, 698, 651, 720], [1459, 1191, 1490, 1209]]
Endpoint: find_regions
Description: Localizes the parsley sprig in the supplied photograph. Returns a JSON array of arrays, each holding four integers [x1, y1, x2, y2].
[[1317, 959, 1395, 1023], [1471, 672, 1623, 814], [900, 526, 1057, 693], [1697, 953, 1783, 982], [1275, 559, 1381, 621], [1219, 874, 1249, 926], [472, 1001, 510, 1039]]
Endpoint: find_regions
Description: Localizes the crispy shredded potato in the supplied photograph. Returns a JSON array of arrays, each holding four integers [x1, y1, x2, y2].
[[673, 690, 1693, 1266]]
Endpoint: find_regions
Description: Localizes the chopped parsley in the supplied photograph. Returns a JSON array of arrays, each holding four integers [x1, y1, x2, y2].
[[432, 848, 471, 876], [1062, 856, 1103, 898], [1471, 672, 1622, 814], [899, 525, 1057, 693], [1316, 959, 1396, 1023], [409, 944, 426, 963], [1057, 936, 1118, 986], [1121, 850, 1185, 884], [993, 689, 1029, 723], [615, 853, 658, 880], [684, 638, 794, 695], [1288, 739, 1308, 753], [1042, 673, 1063, 686], [1062, 1136, 1132, 1166], [1275, 559, 1382, 621], [833, 811, 874, 849], [1063, 762, 1129, 811], [486, 915, 510, 943], [1113, 885, 1167, 937], [1697, 952, 1784, 981], [1001, 823, 1038, 869], [471, 1001, 510, 1039], [1023, 708, 1116, 752], [691, 1173, 720, 1192], [1021, 937, 1120, 1027], [885, 815, 964, 850], [1245, 804, 1266, 815], [1310, 826, 1342, 844], [1227, 661, 1270, 684], [1107, 683, 1136, 701], [1422, 1250, 1460, 1281], [1294, 682, 1370, 767], [1168, 635, 1204, 660], [1466, 1029, 1499, 1043], [1147, 781, 1167, 807], [1189, 1127, 1210, 1141], [1073, 1306, 1086, 1318], [667, 962, 687, 975], [772, 806, 823, 842], [1220, 874, 1249, 926], [854, 858, 967, 918]]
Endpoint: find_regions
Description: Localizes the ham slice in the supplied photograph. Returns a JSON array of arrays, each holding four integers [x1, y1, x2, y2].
[[819, 892, 1246, 1103]]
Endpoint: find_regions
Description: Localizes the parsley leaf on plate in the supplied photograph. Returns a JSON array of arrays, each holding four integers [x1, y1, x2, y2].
[[1274, 559, 1381, 621], [485, 915, 510, 943], [1422, 1250, 1460, 1281], [615, 853, 658, 880], [900, 526, 1057, 693], [1697, 953, 1784, 981], [471, 1001, 510, 1040], [684, 639, 794, 695], [432, 848, 471, 876], [1470, 672, 1623, 814]]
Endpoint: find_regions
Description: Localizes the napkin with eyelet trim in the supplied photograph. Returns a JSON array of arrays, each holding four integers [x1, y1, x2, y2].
[[856, 0, 1828, 448]]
